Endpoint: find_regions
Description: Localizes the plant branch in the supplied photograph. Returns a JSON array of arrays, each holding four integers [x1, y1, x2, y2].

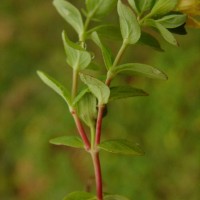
[[70, 15, 94, 150], [95, 105, 105, 145], [95, 41, 128, 146], [105, 41, 128, 87], [80, 15, 91, 45], [112, 40, 128, 68], [91, 151, 103, 200], [71, 68, 91, 150], [72, 69, 78, 100], [92, 40, 128, 199], [71, 110, 91, 150], [90, 124, 95, 149], [84, 16, 91, 32]]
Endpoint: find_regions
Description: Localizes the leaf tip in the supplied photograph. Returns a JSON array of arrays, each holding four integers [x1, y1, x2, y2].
[[143, 91, 149, 96], [36, 70, 43, 78], [163, 73, 169, 80], [49, 139, 57, 145]]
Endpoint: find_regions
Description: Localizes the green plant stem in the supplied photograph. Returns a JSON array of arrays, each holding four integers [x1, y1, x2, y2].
[[91, 151, 103, 200], [84, 16, 91, 32], [106, 41, 128, 86], [112, 40, 128, 67], [72, 69, 78, 99], [80, 15, 91, 44], [90, 124, 95, 149]]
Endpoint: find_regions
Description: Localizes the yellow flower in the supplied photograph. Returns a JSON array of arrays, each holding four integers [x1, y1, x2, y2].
[[176, 0, 200, 28]]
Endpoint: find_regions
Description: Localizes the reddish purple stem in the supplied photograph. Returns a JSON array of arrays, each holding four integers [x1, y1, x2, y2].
[[95, 105, 105, 145], [91, 152, 103, 200], [72, 110, 91, 150]]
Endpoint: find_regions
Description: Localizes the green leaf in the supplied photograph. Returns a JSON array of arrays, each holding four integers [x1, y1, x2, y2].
[[92, 25, 122, 41], [99, 139, 144, 155], [91, 32, 114, 69], [53, 0, 84, 37], [37, 71, 71, 106], [145, 19, 178, 46], [128, 0, 156, 15], [149, 0, 178, 17], [156, 14, 187, 28], [62, 31, 91, 70], [80, 73, 110, 105], [154, 22, 178, 46], [117, 0, 141, 44], [111, 63, 168, 80], [50, 136, 84, 148], [63, 191, 96, 200], [139, 32, 164, 52], [73, 88, 89, 106], [127, 0, 139, 13], [86, 0, 117, 18], [77, 93, 97, 127], [109, 86, 148, 101], [104, 195, 130, 200]]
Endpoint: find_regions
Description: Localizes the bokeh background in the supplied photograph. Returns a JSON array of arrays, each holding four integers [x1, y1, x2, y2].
[[1, 0, 200, 200]]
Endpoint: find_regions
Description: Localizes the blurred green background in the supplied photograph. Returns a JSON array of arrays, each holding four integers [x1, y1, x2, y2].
[[1, 0, 200, 200]]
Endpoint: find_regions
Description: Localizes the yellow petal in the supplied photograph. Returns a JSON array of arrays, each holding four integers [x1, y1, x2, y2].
[[177, 0, 197, 10], [186, 16, 200, 28], [176, 0, 200, 15]]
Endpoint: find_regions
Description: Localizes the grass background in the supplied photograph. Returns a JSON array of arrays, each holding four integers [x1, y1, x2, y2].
[[1, 0, 200, 199]]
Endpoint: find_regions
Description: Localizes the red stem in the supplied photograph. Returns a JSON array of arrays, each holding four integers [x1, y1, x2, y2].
[[105, 77, 112, 87], [95, 105, 105, 145], [72, 110, 91, 150], [92, 42, 126, 199], [95, 77, 111, 145], [91, 152, 103, 200]]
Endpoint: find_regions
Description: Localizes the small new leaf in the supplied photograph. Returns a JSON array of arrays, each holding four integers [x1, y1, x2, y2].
[[63, 191, 96, 200], [149, 0, 179, 17], [156, 14, 187, 28], [91, 32, 114, 69], [111, 63, 168, 80], [99, 139, 144, 156], [37, 71, 71, 106], [86, 0, 117, 18], [145, 19, 178, 46], [50, 136, 84, 148], [128, 0, 156, 15], [109, 86, 148, 101], [117, 0, 141, 44], [62, 31, 91, 70], [80, 74, 110, 105], [53, 0, 84, 37]]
